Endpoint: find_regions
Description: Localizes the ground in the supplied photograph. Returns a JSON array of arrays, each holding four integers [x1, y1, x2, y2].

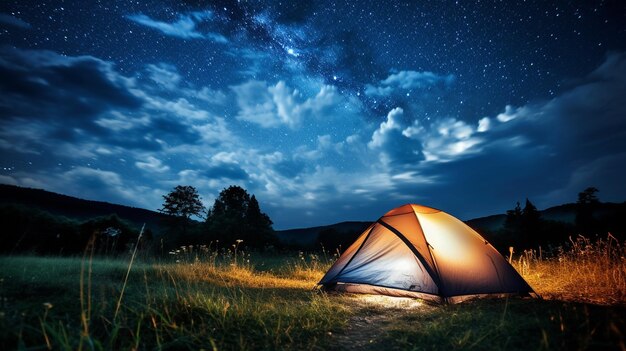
[[0, 237, 625, 350]]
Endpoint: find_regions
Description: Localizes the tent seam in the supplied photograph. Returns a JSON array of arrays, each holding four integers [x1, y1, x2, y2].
[[376, 219, 443, 295], [326, 224, 376, 283], [412, 211, 448, 299]]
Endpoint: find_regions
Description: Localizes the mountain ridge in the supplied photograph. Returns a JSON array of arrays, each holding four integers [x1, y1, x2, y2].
[[2, 184, 624, 248]]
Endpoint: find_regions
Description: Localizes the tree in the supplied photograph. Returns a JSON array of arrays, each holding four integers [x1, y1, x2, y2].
[[160, 185, 205, 220], [504, 201, 522, 234], [503, 199, 543, 249], [576, 187, 600, 234], [205, 186, 276, 248], [160, 185, 205, 238], [521, 198, 541, 247], [578, 187, 599, 205]]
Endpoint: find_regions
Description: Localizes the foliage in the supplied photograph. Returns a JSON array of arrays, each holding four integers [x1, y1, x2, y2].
[[205, 186, 277, 249], [0, 204, 143, 255], [504, 201, 522, 234], [521, 198, 542, 247], [160, 185, 205, 220], [0, 204, 78, 255], [159, 185, 206, 243], [502, 199, 557, 250], [515, 233, 626, 304], [78, 214, 144, 254], [576, 186, 600, 234]]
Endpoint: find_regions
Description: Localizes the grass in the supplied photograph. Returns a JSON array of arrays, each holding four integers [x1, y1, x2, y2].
[[516, 234, 626, 304], [0, 249, 346, 350], [0, 235, 625, 350]]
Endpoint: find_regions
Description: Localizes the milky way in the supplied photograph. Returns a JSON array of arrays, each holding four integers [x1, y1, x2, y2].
[[1, 1, 625, 228]]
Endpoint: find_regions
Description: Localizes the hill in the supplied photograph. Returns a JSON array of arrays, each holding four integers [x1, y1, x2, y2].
[[2, 184, 625, 251], [276, 221, 371, 248], [466, 202, 626, 231], [0, 184, 164, 231]]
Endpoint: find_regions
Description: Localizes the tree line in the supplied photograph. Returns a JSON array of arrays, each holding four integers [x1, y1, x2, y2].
[[485, 187, 626, 253], [0, 184, 276, 256], [0, 206, 149, 255], [159, 185, 277, 251]]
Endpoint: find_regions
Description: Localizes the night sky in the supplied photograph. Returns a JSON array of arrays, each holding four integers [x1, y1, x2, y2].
[[1, 1, 626, 229]]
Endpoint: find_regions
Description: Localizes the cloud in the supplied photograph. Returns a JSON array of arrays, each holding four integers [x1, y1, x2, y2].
[[496, 105, 521, 122], [204, 162, 249, 181], [0, 13, 31, 29], [416, 118, 483, 162], [0, 48, 141, 124], [145, 63, 181, 90], [477, 117, 491, 132], [0, 47, 150, 154], [0, 47, 234, 160], [232, 80, 342, 128], [6, 167, 161, 210], [405, 52, 626, 219], [368, 107, 424, 166], [231, 80, 277, 127], [369, 107, 403, 148], [365, 70, 455, 97], [270, 81, 341, 128], [367, 106, 485, 166], [135, 156, 170, 173], [190, 86, 228, 105], [127, 11, 227, 42]]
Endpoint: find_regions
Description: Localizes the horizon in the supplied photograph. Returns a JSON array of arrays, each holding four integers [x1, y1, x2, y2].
[[5, 183, 621, 231], [1, 1, 626, 229]]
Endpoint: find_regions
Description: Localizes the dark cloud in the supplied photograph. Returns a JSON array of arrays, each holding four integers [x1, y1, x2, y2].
[[0, 48, 209, 154], [203, 162, 249, 180], [272, 158, 306, 178], [397, 52, 626, 216], [0, 48, 141, 123], [149, 117, 202, 145]]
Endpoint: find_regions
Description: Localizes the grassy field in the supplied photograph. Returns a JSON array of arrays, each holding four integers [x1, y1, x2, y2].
[[1, 235, 625, 350]]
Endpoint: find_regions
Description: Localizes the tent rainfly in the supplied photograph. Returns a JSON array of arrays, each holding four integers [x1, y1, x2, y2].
[[318, 204, 538, 303]]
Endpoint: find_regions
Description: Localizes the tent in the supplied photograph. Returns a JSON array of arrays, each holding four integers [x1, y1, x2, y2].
[[318, 204, 537, 303]]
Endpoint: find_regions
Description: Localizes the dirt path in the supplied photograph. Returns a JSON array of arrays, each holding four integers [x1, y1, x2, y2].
[[331, 295, 432, 350], [333, 310, 391, 349]]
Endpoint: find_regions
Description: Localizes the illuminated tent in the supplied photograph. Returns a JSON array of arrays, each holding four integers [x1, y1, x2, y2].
[[318, 204, 537, 303]]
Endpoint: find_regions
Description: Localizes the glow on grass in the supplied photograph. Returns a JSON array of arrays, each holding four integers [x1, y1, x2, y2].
[[356, 294, 423, 309]]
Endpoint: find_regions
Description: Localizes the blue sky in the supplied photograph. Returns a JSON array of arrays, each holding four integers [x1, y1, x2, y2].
[[1, 1, 625, 229]]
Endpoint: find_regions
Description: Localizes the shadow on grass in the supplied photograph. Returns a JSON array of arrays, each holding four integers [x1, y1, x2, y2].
[[339, 297, 626, 351]]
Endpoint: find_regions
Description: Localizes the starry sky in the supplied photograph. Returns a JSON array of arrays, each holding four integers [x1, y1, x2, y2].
[[1, 1, 626, 229]]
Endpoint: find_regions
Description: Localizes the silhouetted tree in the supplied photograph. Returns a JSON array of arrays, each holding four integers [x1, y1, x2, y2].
[[160, 185, 205, 237], [205, 186, 276, 248], [576, 187, 600, 234], [160, 185, 205, 219], [521, 198, 541, 247], [504, 201, 522, 236]]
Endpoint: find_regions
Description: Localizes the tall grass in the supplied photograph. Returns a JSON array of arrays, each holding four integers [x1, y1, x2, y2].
[[0, 243, 346, 350], [1, 235, 625, 350], [514, 234, 626, 304]]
